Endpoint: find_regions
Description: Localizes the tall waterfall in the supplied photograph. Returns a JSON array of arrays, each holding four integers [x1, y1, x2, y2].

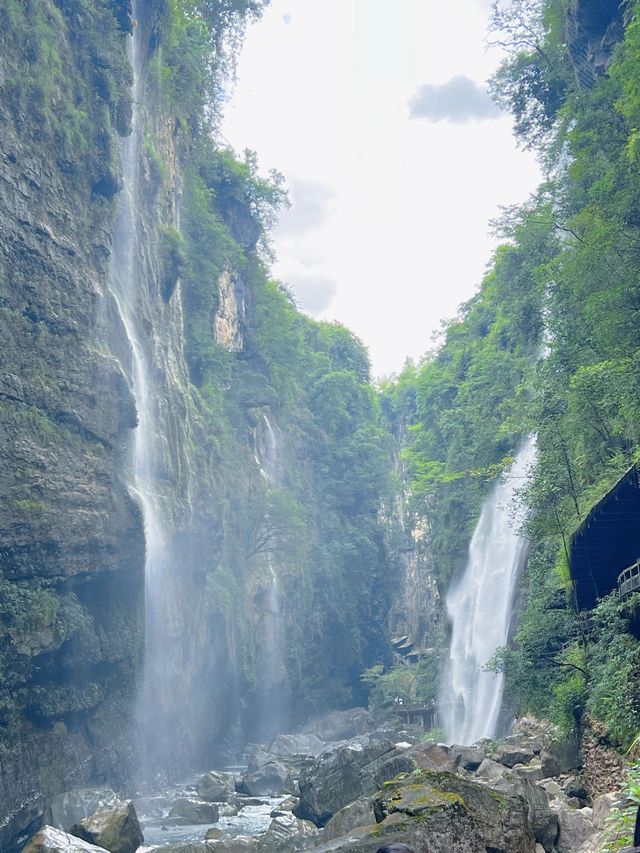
[[109, 9, 194, 776], [442, 436, 537, 745], [256, 416, 289, 740]]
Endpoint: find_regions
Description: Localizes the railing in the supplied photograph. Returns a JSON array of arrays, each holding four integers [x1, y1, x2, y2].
[[618, 559, 640, 600]]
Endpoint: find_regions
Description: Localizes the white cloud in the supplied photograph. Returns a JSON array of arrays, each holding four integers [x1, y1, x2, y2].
[[409, 75, 502, 123]]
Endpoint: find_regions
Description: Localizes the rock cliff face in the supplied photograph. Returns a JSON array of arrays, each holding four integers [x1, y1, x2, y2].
[[0, 1, 398, 843], [566, 0, 627, 88], [0, 0, 145, 845]]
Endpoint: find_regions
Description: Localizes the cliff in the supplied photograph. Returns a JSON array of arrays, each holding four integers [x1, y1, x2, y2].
[[0, 2, 399, 846]]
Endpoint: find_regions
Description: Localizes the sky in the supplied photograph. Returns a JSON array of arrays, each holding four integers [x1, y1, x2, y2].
[[222, 0, 541, 377]]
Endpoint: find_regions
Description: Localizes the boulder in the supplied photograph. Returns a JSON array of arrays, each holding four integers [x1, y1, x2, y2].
[[494, 743, 537, 768], [293, 738, 413, 826], [270, 796, 298, 817], [239, 761, 289, 797], [302, 708, 375, 741], [551, 802, 596, 853], [488, 771, 558, 851], [369, 770, 535, 853], [268, 733, 326, 757], [540, 737, 580, 777], [408, 741, 456, 772], [449, 743, 486, 771], [50, 790, 120, 833], [514, 764, 545, 783], [69, 801, 142, 853], [196, 771, 236, 802], [205, 828, 223, 840], [22, 826, 108, 853], [475, 757, 512, 783], [167, 798, 220, 825], [322, 796, 376, 840], [592, 791, 622, 830], [263, 812, 318, 842], [562, 775, 589, 802]]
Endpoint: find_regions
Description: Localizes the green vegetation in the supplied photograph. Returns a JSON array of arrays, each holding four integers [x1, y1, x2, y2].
[[386, 0, 640, 747]]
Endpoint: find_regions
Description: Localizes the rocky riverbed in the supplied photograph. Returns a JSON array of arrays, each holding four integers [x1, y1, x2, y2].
[[16, 709, 638, 853]]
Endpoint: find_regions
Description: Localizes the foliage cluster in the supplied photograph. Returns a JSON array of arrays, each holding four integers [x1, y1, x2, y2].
[[388, 0, 640, 743]]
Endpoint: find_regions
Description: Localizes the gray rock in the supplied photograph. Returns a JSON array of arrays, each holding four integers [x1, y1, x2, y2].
[[368, 770, 535, 853], [69, 801, 142, 853], [475, 757, 512, 783], [551, 802, 595, 853], [270, 796, 298, 817], [239, 761, 289, 797], [540, 737, 580, 777], [408, 741, 456, 772], [167, 798, 219, 825], [293, 738, 410, 826], [592, 791, 622, 830], [196, 771, 236, 803], [268, 734, 326, 757], [449, 743, 486, 771], [514, 764, 545, 783], [22, 826, 108, 853], [322, 796, 376, 840], [50, 789, 119, 832], [264, 812, 318, 841], [301, 708, 375, 742], [494, 744, 537, 768]]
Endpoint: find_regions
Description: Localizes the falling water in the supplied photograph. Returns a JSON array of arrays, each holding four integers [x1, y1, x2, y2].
[[256, 416, 289, 739], [442, 436, 537, 745], [108, 8, 180, 775]]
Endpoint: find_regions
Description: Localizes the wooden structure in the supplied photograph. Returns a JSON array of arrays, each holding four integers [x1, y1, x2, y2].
[[393, 702, 439, 732], [569, 465, 640, 611], [619, 559, 640, 601]]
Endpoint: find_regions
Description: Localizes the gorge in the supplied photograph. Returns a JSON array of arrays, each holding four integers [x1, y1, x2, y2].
[[3, 0, 640, 852]]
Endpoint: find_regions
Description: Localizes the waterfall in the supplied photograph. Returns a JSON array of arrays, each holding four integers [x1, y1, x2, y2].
[[109, 9, 190, 776], [442, 436, 537, 745], [256, 415, 289, 740]]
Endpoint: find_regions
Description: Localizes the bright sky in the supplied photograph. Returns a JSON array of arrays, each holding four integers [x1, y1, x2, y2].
[[222, 0, 541, 377]]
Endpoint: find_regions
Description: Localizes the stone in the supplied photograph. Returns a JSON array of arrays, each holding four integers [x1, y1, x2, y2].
[[540, 779, 564, 799], [369, 770, 535, 853], [515, 764, 545, 783], [489, 772, 558, 851], [196, 771, 236, 803], [22, 826, 109, 853], [563, 775, 589, 801], [301, 708, 375, 741], [449, 743, 486, 771], [293, 738, 411, 826], [592, 791, 622, 830], [50, 789, 119, 832], [268, 733, 326, 757], [408, 741, 456, 772], [494, 743, 537, 768], [270, 796, 298, 817], [217, 803, 239, 817], [474, 757, 512, 783], [69, 801, 142, 853], [551, 802, 596, 853], [322, 796, 376, 840], [205, 828, 223, 840], [264, 812, 318, 841], [239, 761, 289, 797], [166, 798, 220, 825], [540, 737, 580, 777]]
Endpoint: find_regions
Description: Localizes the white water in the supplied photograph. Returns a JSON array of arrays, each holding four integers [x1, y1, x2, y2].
[[256, 416, 289, 739], [442, 436, 537, 745], [108, 9, 176, 773]]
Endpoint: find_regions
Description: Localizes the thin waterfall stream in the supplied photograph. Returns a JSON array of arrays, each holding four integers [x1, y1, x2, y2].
[[109, 8, 174, 775], [442, 436, 537, 745]]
